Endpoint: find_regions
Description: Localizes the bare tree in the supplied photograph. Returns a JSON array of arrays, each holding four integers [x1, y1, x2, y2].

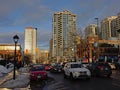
[[76, 27, 87, 60], [23, 54, 32, 65], [77, 27, 85, 39]]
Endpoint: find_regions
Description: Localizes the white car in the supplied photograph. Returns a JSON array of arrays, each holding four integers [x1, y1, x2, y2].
[[63, 62, 91, 80], [108, 63, 116, 70]]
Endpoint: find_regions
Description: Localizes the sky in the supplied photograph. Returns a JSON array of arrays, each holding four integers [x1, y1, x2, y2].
[[0, 0, 120, 50]]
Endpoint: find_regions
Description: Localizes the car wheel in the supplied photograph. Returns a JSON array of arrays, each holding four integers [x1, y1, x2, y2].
[[93, 71, 97, 77], [40, 80, 46, 87], [64, 72, 67, 78], [86, 77, 91, 80], [94, 69, 100, 77], [30, 79, 34, 83], [107, 74, 111, 78], [70, 73, 74, 80]]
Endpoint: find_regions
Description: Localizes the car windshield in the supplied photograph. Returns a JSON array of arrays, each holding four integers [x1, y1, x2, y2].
[[97, 63, 110, 67], [31, 66, 44, 71], [55, 64, 62, 67], [71, 64, 82, 68], [45, 64, 50, 66]]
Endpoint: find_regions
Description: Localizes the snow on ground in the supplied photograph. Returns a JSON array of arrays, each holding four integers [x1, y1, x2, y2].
[[18, 67, 29, 73], [0, 65, 8, 74], [1, 73, 30, 88], [0, 64, 12, 77], [0, 65, 30, 90]]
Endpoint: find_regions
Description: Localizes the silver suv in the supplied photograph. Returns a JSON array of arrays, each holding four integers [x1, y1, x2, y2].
[[63, 62, 91, 80]]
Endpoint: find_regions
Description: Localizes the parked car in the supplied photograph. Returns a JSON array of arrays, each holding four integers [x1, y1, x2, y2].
[[114, 62, 120, 70], [63, 62, 91, 80], [50, 63, 63, 73], [29, 64, 48, 81], [108, 63, 116, 70], [88, 62, 112, 77], [82, 62, 89, 68], [44, 64, 51, 71]]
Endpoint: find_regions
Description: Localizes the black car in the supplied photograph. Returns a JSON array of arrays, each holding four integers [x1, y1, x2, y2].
[[50, 63, 63, 73], [87, 62, 112, 77]]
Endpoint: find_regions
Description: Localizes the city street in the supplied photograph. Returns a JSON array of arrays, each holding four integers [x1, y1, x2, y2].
[[30, 70, 120, 90], [0, 1, 120, 90]]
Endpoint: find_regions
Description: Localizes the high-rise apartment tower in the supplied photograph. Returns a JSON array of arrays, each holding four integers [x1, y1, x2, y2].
[[85, 24, 97, 38], [24, 27, 37, 63], [52, 10, 76, 60], [101, 16, 117, 40]]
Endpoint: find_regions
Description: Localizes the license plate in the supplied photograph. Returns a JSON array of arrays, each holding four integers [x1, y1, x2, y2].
[[37, 75, 41, 78], [59, 70, 61, 72], [80, 72, 86, 75], [105, 68, 108, 70]]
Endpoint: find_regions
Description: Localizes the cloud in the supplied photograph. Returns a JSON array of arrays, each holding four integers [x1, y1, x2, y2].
[[0, 0, 120, 50], [37, 30, 51, 50], [69, 0, 120, 27], [0, 31, 23, 44], [0, 0, 51, 26], [0, 0, 120, 27], [0, 0, 52, 50], [0, 29, 51, 50], [37, 30, 51, 41]]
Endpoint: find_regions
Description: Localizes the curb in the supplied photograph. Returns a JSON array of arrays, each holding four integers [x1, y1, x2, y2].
[[0, 71, 13, 86], [0, 68, 31, 90]]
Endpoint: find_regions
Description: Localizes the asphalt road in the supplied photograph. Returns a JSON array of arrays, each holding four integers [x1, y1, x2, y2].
[[30, 70, 120, 90]]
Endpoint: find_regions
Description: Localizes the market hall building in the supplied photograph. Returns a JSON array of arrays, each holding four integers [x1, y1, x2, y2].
[[0, 44, 22, 62]]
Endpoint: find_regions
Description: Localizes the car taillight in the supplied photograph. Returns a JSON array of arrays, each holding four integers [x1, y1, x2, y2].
[[97, 66, 103, 70], [43, 73, 47, 75]]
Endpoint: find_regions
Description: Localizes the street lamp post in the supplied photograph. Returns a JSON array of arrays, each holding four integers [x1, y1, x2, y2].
[[13, 35, 19, 80], [93, 42, 98, 62], [95, 18, 99, 36], [117, 29, 120, 56], [87, 44, 90, 63]]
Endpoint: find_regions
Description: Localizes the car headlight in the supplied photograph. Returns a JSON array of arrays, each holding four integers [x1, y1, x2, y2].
[[54, 68, 57, 70], [74, 71, 79, 76], [30, 73, 35, 76], [87, 70, 91, 76]]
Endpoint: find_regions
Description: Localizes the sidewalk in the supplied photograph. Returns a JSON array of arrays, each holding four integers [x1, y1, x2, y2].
[[0, 68, 30, 90], [0, 71, 13, 85]]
